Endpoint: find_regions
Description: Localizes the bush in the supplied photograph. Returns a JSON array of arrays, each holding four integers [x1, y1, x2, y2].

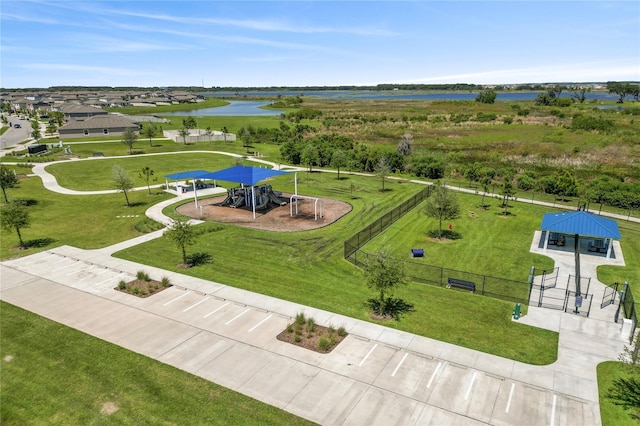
[[305, 317, 316, 333], [185, 252, 213, 267], [136, 270, 150, 281], [571, 114, 615, 132], [161, 276, 171, 288], [134, 218, 164, 233], [118, 280, 126, 290], [337, 326, 347, 337], [295, 312, 306, 326], [317, 337, 330, 351]]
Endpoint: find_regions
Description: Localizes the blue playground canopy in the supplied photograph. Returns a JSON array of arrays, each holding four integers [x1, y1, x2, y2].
[[199, 165, 290, 185], [164, 170, 209, 180], [541, 211, 621, 239]]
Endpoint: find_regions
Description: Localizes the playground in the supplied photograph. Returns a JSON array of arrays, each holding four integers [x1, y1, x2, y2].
[[176, 192, 352, 232]]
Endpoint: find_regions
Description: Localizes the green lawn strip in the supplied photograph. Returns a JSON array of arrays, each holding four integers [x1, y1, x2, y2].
[[0, 175, 172, 259], [0, 302, 313, 426], [597, 361, 639, 426], [598, 225, 640, 300], [45, 152, 243, 191]]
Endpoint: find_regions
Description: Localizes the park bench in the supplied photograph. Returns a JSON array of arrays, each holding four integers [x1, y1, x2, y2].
[[411, 248, 424, 258], [548, 232, 560, 245], [588, 239, 608, 253], [447, 277, 476, 293]]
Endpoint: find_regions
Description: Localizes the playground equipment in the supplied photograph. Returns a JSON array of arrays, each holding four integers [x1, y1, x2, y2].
[[220, 184, 288, 211]]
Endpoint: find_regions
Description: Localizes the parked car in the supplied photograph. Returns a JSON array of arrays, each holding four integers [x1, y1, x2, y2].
[[14, 124, 21, 128]]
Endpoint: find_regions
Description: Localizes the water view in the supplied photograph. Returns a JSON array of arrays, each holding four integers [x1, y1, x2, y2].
[[161, 100, 281, 117]]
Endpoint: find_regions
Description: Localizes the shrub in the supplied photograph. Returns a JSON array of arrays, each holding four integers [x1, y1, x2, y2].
[[136, 270, 150, 281], [161, 276, 171, 288], [337, 326, 347, 337], [305, 317, 316, 333], [571, 114, 615, 132], [286, 324, 294, 333], [134, 218, 164, 233], [295, 312, 306, 326], [317, 337, 330, 351], [502, 116, 513, 125], [118, 280, 126, 290], [185, 252, 213, 267], [294, 334, 302, 343]]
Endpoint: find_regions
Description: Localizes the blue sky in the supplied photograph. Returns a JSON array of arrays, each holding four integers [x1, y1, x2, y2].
[[1, 1, 639, 88]]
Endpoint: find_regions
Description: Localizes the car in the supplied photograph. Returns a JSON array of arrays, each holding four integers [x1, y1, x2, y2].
[[14, 124, 21, 128]]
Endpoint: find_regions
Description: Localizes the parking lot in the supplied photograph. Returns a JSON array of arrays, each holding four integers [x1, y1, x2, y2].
[[1, 247, 620, 425]]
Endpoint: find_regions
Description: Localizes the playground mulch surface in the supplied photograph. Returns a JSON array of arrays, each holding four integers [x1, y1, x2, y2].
[[176, 193, 352, 232]]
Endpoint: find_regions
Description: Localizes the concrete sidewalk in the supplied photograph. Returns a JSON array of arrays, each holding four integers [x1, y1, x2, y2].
[[1, 239, 629, 425]]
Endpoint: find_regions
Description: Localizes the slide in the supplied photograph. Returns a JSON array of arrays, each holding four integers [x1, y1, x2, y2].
[[267, 188, 288, 206], [231, 195, 245, 208], [255, 194, 269, 210]]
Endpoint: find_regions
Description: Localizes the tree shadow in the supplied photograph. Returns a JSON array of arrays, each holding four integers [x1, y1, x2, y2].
[[23, 237, 56, 249], [14, 198, 38, 206]]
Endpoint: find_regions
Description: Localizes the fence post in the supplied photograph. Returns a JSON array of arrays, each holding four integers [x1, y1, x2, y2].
[[481, 276, 486, 295]]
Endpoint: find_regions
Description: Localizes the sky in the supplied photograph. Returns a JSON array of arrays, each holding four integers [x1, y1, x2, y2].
[[1, 1, 639, 88]]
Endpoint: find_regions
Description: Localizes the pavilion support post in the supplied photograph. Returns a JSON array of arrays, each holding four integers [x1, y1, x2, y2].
[[295, 172, 298, 196], [543, 231, 549, 250], [192, 180, 198, 208], [574, 234, 581, 296], [252, 186, 256, 219], [606, 238, 613, 259]]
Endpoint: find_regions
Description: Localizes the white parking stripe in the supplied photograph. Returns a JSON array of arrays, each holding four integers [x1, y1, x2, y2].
[[505, 383, 515, 413], [359, 343, 378, 367], [163, 291, 190, 306], [550, 394, 557, 426], [391, 352, 409, 377], [248, 314, 273, 332], [52, 262, 82, 272], [225, 308, 250, 325], [464, 371, 477, 400], [427, 361, 442, 388], [183, 297, 209, 312], [203, 302, 229, 318]]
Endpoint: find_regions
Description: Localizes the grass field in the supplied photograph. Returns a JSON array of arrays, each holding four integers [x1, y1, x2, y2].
[[597, 361, 640, 426], [0, 302, 313, 425]]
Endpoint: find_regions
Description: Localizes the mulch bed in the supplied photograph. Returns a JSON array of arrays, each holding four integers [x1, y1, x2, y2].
[[115, 279, 171, 298], [276, 322, 347, 353]]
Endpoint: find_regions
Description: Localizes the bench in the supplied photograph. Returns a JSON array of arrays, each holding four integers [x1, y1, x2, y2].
[[447, 277, 476, 293], [411, 248, 424, 258], [548, 232, 560, 245], [588, 240, 608, 253]]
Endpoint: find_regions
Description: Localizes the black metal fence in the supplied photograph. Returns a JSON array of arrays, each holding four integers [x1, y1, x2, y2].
[[344, 186, 431, 258], [619, 283, 638, 333]]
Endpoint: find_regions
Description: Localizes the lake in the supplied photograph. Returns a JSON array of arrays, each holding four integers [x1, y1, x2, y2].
[[163, 91, 622, 116]]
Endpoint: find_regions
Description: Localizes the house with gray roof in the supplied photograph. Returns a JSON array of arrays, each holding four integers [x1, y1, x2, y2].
[[58, 114, 139, 139]]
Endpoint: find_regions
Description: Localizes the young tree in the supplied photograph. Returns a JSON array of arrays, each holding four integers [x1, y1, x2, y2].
[[396, 133, 413, 156], [0, 165, 19, 202], [1, 201, 30, 248], [238, 127, 252, 149], [221, 126, 229, 143], [178, 126, 190, 144], [330, 149, 347, 180], [182, 116, 197, 130], [30, 119, 41, 142], [111, 165, 134, 207], [424, 180, 460, 238], [204, 126, 213, 143], [164, 216, 197, 265], [139, 166, 154, 195], [375, 156, 391, 191], [140, 123, 158, 147], [50, 111, 65, 126], [45, 122, 57, 136], [607, 333, 640, 416], [121, 128, 137, 154], [301, 143, 319, 174], [464, 162, 481, 188], [363, 248, 410, 319], [479, 175, 493, 208], [502, 179, 515, 215]]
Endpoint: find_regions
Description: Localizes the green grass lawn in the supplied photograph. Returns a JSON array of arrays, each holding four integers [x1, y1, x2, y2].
[[597, 362, 640, 426], [0, 302, 313, 425]]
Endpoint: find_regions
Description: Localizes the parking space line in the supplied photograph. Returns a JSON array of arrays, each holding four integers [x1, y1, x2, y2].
[[464, 371, 477, 400], [97, 276, 123, 286], [550, 394, 557, 426], [391, 352, 409, 377], [505, 383, 515, 413], [358, 343, 378, 367], [203, 302, 229, 318], [52, 262, 82, 272], [248, 314, 273, 332], [183, 297, 210, 312], [427, 361, 443, 388], [163, 291, 190, 306], [225, 308, 250, 325]]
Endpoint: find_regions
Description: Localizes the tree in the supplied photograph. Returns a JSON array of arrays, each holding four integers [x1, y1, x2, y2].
[[45, 122, 57, 136], [204, 126, 213, 143], [121, 128, 137, 155], [221, 126, 229, 143], [396, 133, 413, 156], [479, 175, 493, 208], [502, 179, 515, 215], [424, 181, 460, 238], [570, 86, 590, 104], [139, 166, 154, 195], [140, 123, 158, 147], [464, 162, 481, 188], [1, 201, 30, 248], [178, 127, 190, 144], [164, 216, 197, 265], [330, 149, 347, 180], [30, 119, 41, 142], [301, 143, 319, 174], [0, 165, 19, 202], [238, 127, 252, 149], [363, 248, 411, 320], [608, 81, 632, 103], [607, 333, 640, 417], [111, 165, 134, 207], [375, 156, 391, 191], [475, 88, 497, 104], [182, 116, 197, 130], [50, 111, 64, 126]]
